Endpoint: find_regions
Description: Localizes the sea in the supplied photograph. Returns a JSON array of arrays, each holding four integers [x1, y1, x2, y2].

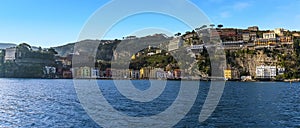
[[0, 79, 299, 127]]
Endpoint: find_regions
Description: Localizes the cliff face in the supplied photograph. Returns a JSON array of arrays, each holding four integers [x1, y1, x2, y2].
[[234, 51, 277, 77], [226, 46, 295, 78]]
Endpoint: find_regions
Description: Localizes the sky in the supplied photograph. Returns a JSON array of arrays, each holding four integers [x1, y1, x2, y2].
[[0, 0, 299, 47]]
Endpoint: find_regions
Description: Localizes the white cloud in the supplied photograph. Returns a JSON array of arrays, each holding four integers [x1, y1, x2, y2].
[[233, 2, 251, 10]]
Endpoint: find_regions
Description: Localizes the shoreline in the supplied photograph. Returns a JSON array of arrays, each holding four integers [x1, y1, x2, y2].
[[0, 77, 299, 82]]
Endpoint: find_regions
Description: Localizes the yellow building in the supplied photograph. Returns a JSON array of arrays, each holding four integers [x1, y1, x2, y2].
[[224, 69, 240, 80], [255, 39, 277, 46], [131, 54, 136, 60], [140, 67, 154, 79], [224, 69, 232, 80]]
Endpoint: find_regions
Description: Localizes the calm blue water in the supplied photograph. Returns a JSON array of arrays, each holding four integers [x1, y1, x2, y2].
[[0, 79, 300, 127]]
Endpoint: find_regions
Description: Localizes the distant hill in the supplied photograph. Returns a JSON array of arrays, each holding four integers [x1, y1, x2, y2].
[[52, 43, 75, 57], [52, 39, 114, 57], [53, 34, 172, 61], [0, 43, 16, 50]]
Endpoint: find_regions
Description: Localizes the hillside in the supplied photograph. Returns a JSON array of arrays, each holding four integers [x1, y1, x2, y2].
[[53, 34, 171, 61], [52, 43, 75, 57]]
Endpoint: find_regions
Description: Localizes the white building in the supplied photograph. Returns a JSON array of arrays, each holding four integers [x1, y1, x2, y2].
[[242, 33, 250, 41], [274, 28, 285, 36], [187, 44, 204, 53], [263, 32, 276, 39], [221, 41, 244, 48], [147, 52, 156, 56], [256, 65, 277, 79], [149, 68, 165, 79], [4, 47, 17, 61], [277, 67, 285, 75], [111, 69, 130, 79], [91, 68, 100, 78], [156, 70, 167, 79], [43, 66, 56, 75]]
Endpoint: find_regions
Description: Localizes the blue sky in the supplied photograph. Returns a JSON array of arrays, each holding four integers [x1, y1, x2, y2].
[[0, 0, 299, 47]]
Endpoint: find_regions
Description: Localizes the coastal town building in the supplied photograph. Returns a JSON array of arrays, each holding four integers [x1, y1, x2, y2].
[[4, 47, 17, 62], [279, 36, 293, 43], [173, 69, 181, 79], [140, 67, 154, 79], [255, 65, 277, 79], [156, 70, 167, 79], [147, 52, 156, 56], [3, 45, 56, 66], [105, 68, 112, 78], [91, 67, 100, 78], [263, 32, 276, 39], [221, 41, 244, 49], [279, 36, 294, 49], [62, 70, 72, 79], [277, 67, 285, 75], [75, 66, 91, 78], [111, 69, 130, 79], [150, 68, 165, 79], [70, 66, 180, 80], [224, 69, 232, 80], [43, 66, 56, 78], [224, 69, 240, 80], [55, 54, 72, 66], [248, 26, 259, 31], [254, 38, 277, 49], [242, 33, 250, 42], [155, 49, 162, 54], [218, 28, 237, 41], [166, 71, 174, 79], [130, 70, 140, 79], [148, 68, 160, 79], [187, 44, 204, 54], [274, 28, 285, 36], [249, 32, 258, 42]]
